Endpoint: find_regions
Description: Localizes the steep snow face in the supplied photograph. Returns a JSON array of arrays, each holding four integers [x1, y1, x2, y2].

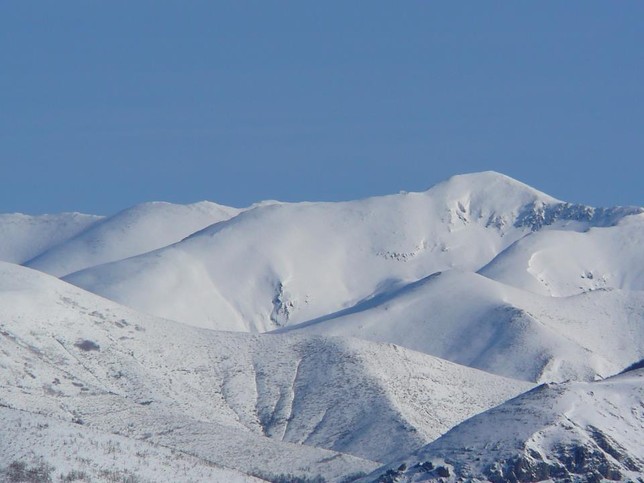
[[63, 171, 636, 333], [282, 270, 644, 383], [480, 214, 644, 296], [367, 369, 644, 482], [25, 201, 242, 277], [0, 212, 101, 264], [0, 262, 530, 477]]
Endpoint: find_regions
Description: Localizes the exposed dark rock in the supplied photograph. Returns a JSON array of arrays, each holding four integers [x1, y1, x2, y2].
[[514, 202, 641, 232]]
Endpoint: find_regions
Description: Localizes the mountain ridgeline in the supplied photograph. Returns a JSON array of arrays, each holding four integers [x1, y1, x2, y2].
[[0, 171, 641, 482]]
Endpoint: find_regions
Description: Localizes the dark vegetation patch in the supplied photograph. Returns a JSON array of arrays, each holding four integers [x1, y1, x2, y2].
[[74, 339, 100, 351], [3, 460, 54, 482]]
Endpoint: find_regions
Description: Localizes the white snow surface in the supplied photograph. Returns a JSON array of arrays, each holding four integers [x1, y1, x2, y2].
[[283, 270, 644, 383], [63, 172, 640, 334], [0, 407, 260, 483], [0, 261, 531, 480], [1, 171, 642, 481], [0, 212, 102, 264], [367, 369, 644, 482], [479, 215, 644, 296], [24, 200, 242, 277]]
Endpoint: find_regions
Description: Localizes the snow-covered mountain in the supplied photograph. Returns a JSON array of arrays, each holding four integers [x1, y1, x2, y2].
[[367, 368, 644, 482], [0, 261, 531, 480], [0, 212, 102, 264], [63, 172, 641, 333], [479, 213, 644, 296], [25, 201, 242, 277], [282, 270, 644, 383], [0, 171, 642, 482]]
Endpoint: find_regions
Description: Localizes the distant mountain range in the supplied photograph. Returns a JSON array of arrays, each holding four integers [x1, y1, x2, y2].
[[1, 172, 641, 482]]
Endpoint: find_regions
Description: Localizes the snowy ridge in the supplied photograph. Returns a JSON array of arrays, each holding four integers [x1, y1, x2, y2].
[[480, 217, 644, 296], [513, 200, 641, 232], [367, 369, 644, 482], [63, 172, 640, 334], [283, 270, 644, 383], [0, 212, 102, 264], [24, 200, 242, 277]]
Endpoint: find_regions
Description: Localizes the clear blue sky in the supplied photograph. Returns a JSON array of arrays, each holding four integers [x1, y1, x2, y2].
[[1, 1, 642, 214]]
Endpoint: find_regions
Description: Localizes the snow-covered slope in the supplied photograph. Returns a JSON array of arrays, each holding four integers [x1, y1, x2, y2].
[[479, 213, 644, 296], [0, 261, 532, 480], [0, 212, 101, 264], [64, 172, 639, 333], [0, 407, 260, 483], [24, 201, 242, 277], [283, 270, 644, 383], [367, 369, 644, 482]]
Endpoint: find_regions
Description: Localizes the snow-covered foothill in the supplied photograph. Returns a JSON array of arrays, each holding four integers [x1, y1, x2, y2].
[[0, 261, 531, 479], [0, 407, 260, 483], [366, 369, 644, 482], [283, 269, 644, 383]]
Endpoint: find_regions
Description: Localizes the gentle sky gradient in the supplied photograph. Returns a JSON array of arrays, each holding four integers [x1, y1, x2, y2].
[[1, 1, 642, 215]]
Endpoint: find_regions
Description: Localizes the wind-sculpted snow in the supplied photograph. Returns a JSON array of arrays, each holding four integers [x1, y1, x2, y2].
[[366, 369, 644, 482], [0, 261, 530, 480], [24, 200, 242, 277]]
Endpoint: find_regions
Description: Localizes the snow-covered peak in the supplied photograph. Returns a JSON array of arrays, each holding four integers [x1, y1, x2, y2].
[[425, 171, 560, 207]]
